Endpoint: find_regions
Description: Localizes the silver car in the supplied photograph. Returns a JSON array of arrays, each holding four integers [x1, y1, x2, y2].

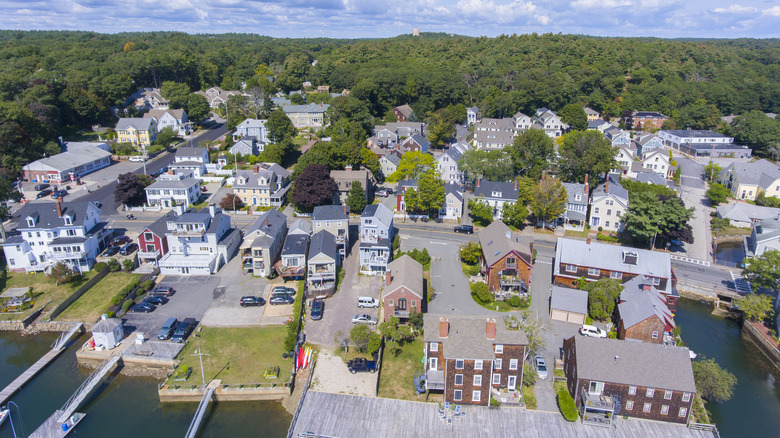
[[534, 355, 549, 380], [352, 314, 377, 325]]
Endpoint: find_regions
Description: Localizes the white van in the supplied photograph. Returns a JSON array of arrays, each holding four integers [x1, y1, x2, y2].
[[357, 297, 380, 308]]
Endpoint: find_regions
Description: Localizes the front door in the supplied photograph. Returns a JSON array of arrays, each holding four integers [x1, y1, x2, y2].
[[508, 375, 517, 391]]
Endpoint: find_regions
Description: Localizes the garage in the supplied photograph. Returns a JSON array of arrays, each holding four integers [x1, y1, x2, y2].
[[550, 286, 588, 325]]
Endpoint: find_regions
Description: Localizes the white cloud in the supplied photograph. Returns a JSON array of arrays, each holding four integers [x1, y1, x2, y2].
[[570, 0, 631, 8], [763, 6, 780, 16], [713, 5, 758, 14], [456, 0, 546, 25]]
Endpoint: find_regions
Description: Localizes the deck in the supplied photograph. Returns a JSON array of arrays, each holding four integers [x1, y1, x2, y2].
[[0, 349, 62, 405], [290, 391, 715, 438]]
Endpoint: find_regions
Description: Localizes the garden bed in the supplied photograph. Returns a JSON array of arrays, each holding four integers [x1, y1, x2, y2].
[[0, 271, 96, 321]]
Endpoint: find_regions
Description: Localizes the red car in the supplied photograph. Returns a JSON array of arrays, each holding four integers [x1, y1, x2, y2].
[[110, 235, 132, 246]]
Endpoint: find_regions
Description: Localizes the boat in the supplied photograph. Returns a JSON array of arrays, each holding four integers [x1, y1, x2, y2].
[[0, 408, 9, 427]]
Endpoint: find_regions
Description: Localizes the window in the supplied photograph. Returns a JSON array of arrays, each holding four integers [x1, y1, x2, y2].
[[679, 407, 688, 417], [474, 360, 483, 370], [594, 207, 600, 214], [682, 392, 691, 403], [646, 388, 655, 397], [429, 358, 437, 370], [473, 375, 482, 386], [652, 277, 661, 286], [565, 264, 577, 273], [652, 331, 659, 339], [628, 385, 637, 395], [588, 268, 600, 276], [605, 221, 610, 228], [388, 299, 394, 307], [664, 390, 672, 400], [588, 381, 604, 395], [494, 359, 502, 370], [9, 259, 14, 266], [472, 391, 481, 402], [607, 209, 612, 216], [643, 403, 651, 413], [495, 345, 503, 354], [626, 401, 634, 411], [144, 232, 153, 241], [493, 374, 501, 385], [455, 374, 464, 386], [454, 390, 462, 401], [509, 359, 518, 370], [610, 271, 623, 280], [430, 342, 438, 352], [661, 405, 669, 415], [397, 298, 407, 310], [506, 256, 516, 266], [455, 359, 464, 369]]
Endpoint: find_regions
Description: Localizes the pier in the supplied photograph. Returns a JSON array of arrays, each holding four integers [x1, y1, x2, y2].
[[0, 323, 83, 406], [184, 380, 219, 438]]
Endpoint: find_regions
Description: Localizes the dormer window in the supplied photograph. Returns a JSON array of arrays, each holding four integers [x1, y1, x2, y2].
[[575, 194, 581, 201], [64, 216, 73, 225], [491, 191, 502, 197], [26, 217, 36, 227]]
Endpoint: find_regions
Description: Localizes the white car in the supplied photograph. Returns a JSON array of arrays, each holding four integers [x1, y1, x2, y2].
[[579, 324, 608, 338], [352, 314, 377, 325], [534, 355, 549, 380], [357, 297, 380, 308], [129, 155, 146, 162]]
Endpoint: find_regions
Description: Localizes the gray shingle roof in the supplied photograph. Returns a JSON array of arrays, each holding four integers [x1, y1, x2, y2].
[[92, 317, 122, 333], [478, 221, 532, 268], [312, 205, 348, 222], [175, 147, 209, 158], [247, 209, 287, 243], [445, 182, 463, 202], [143, 211, 177, 237], [282, 103, 330, 114], [282, 232, 309, 256], [591, 176, 628, 203], [384, 152, 401, 166], [563, 182, 587, 205], [309, 230, 337, 261], [22, 142, 111, 173], [146, 178, 199, 190], [722, 159, 780, 188], [396, 178, 418, 192], [116, 117, 155, 131], [474, 180, 520, 201], [550, 286, 588, 314], [15, 200, 99, 231], [288, 218, 311, 235], [385, 254, 423, 299], [618, 275, 675, 330], [634, 173, 668, 186], [423, 314, 528, 360], [716, 203, 780, 223], [664, 129, 729, 139], [361, 203, 393, 229], [571, 336, 695, 393]]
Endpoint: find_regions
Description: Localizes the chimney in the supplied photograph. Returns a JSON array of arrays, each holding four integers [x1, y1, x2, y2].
[[343, 204, 347, 215], [642, 283, 652, 292], [514, 179, 518, 190], [56, 199, 63, 217], [265, 217, 268, 227], [584, 174, 589, 193], [405, 174, 410, 181], [586, 235, 591, 245], [208, 204, 216, 218], [345, 164, 352, 172], [486, 318, 497, 340], [439, 317, 449, 338], [477, 178, 481, 187], [605, 179, 609, 193], [168, 170, 174, 175], [253, 166, 258, 173], [385, 270, 392, 286]]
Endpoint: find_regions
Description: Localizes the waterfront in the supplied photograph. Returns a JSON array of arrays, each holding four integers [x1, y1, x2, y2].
[[676, 298, 780, 438], [0, 332, 291, 438]]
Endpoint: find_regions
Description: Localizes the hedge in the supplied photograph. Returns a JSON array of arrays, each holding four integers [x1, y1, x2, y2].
[[110, 276, 142, 307], [121, 299, 133, 313], [283, 282, 305, 352], [94, 262, 107, 272], [556, 385, 579, 422]]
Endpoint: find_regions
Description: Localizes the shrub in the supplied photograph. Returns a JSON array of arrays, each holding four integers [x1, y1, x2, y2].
[[107, 259, 121, 272], [110, 294, 124, 306], [122, 259, 135, 271], [462, 262, 481, 277], [121, 299, 133, 313], [94, 262, 107, 272], [470, 282, 493, 304], [106, 311, 115, 318], [596, 233, 619, 243], [139, 279, 155, 292], [509, 295, 521, 307], [585, 316, 593, 325], [523, 362, 537, 387], [523, 386, 538, 410], [710, 217, 731, 231], [489, 396, 501, 407], [392, 234, 400, 252], [607, 330, 617, 339], [597, 226, 603, 232], [556, 385, 579, 421]]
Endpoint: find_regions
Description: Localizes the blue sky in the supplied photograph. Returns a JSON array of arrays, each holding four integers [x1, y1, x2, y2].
[[0, 0, 778, 39]]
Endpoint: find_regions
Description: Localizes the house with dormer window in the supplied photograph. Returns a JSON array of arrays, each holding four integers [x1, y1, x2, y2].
[[116, 117, 158, 147], [233, 162, 292, 207], [137, 211, 176, 266], [2, 200, 109, 273], [473, 179, 520, 220], [589, 176, 629, 233], [233, 118, 269, 144], [169, 147, 210, 178], [561, 178, 589, 229], [436, 142, 469, 184], [312, 205, 349, 261], [239, 209, 287, 277]]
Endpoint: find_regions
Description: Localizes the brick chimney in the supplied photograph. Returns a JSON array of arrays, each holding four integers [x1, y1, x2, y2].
[[486, 318, 497, 340], [264, 217, 268, 227], [605, 179, 609, 193], [253, 166, 258, 173], [584, 174, 589, 193], [345, 164, 352, 172], [438, 317, 449, 338], [385, 270, 392, 286], [168, 170, 174, 175], [477, 178, 481, 188], [56, 199, 62, 217], [642, 283, 652, 292], [514, 179, 518, 190], [343, 204, 347, 215]]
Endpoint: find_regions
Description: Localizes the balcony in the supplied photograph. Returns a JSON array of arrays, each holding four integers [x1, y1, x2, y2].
[[137, 249, 161, 260], [172, 227, 205, 236], [499, 275, 525, 287], [581, 388, 614, 427], [394, 310, 410, 318], [50, 250, 86, 260]]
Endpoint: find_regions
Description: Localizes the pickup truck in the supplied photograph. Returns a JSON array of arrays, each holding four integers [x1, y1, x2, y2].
[[347, 357, 377, 374]]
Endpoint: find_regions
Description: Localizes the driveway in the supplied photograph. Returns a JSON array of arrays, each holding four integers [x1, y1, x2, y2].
[[310, 348, 377, 397], [199, 256, 273, 327], [304, 241, 383, 347]]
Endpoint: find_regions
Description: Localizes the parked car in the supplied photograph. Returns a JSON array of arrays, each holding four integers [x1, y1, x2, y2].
[[151, 286, 175, 297], [534, 355, 548, 380], [579, 324, 607, 338], [271, 286, 296, 296], [36, 189, 52, 199], [357, 297, 379, 308], [310, 299, 324, 320], [240, 296, 265, 307], [200, 186, 207, 192], [132, 303, 155, 313], [453, 225, 474, 234], [269, 295, 295, 305], [129, 155, 146, 162], [146, 296, 169, 306], [110, 235, 132, 247], [171, 318, 196, 343], [34, 183, 49, 191], [376, 189, 390, 197], [157, 317, 179, 340], [50, 189, 68, 199], [119, 243, 138, 256], [347, 357, 377, 374], [102, 246, 120, 257], [352, 314, 377, 325]]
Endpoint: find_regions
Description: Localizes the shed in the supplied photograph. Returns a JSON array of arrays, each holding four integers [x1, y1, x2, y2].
[[550, 286, 588, 325], [91, 316, 124, 350]]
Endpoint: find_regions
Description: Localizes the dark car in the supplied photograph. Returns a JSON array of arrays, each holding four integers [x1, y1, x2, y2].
[[110, 235, 132, 247], [132, 303, 155, 313], [240, 296, 265, 307], [347, 357, 377, 374], [271, 286, 296, 297], [50, 189, 68, 199], [34, 183, 49, 191], [151, 286, 175, 297], [157, 317, 179, 340], [36, 189, 53, 199], [453, 225, 474, 234], [146, 296, 169, 306], [310, 299, 324, 320], [171, 318, 196, 343], [269, 295, 295, 305], [119, 243, 138, 256], [102, 246, 120, 257]]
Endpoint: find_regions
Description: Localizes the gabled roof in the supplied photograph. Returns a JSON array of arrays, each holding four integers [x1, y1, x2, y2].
[[145, 178, 199, 190], [618, 275, 675, 330], [397, 178, 418, 192], [236, 118, 267, 129], [478, 221, 532, 268], [308, 230, 337, 261], [717, 203, 780, 223], [442, 143, 468, 162], [288, 218, 311, 235], [563, 182, 587, 204], [445, 182, 463, 202], [722, 159, 780, 188], [551, 286, 588, 314], [282, 231, 309, 256], [176, 147, 208, 158], [330, 168, 371, 184], [361, 203, 393, 229], [246, 209, 287, 241], [14, 201, 99, 231], [92, 317, 122, 333], [116, 117, 155, 131], [143, 109, 185, 121], [404, 134, 429, 150], [384, 254, 423, 299], [382, 152, 402, 167], [634, 172, 668, 186], [282, 103, 330, 114], [474, 180, 519, 201], [423, 314, 528, 360], [571, 336, 695, 393], [394, 104, 414, 118], [142, 211, 177, 238], [591, 176, 629, 203], [584, 107, 599, 116], [312, 205, 348, 222]]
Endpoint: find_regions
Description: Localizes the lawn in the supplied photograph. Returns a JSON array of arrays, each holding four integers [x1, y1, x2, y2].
[[168, 326, 293, 386], [712, 225, 751, 238], [0, 271, 97, 321], [55, 272, 140, 322], [377, 336, 424, 401]]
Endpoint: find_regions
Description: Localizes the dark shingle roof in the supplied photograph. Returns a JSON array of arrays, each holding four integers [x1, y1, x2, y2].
[[312, 205, 348, 222], [474, 180, 520, 201], [423, 314, 528, 360], [550, 286, 588, 314], [478, 221, 532, 268], [308, 230, 337, 261], [15, 201, 99, 231]]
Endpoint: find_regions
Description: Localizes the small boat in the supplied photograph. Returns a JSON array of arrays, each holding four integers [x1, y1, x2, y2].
[[0, 408, 9, 426]]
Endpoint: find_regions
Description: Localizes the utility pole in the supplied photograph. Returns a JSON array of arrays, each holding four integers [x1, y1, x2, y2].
[[142, 145, 147, 175], [191, 345, 210, 387]]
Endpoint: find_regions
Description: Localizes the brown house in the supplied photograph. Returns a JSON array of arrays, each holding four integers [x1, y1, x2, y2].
[[381, 255, 423, 322], [617, 276, 675, 344], [562, 336, 696, 426], [478, 221, 533, 299], [393, 104, 414, 122], [423, 314, 528, 406]]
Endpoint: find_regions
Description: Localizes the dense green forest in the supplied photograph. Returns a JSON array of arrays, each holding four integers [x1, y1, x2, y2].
[[1, 30, 779, 175]]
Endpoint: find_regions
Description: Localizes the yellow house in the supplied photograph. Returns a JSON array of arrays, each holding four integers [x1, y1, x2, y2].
[[116, 117, 158, 147], [233, 163, 292, 208], [719, 159, 780, 201], [584, 107, 600, 122]]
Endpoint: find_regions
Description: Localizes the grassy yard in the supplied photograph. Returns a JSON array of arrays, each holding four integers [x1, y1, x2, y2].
[[0, 271, 97, 321], [55, 272, 139, 322], [564, 229, 589, 239], [377, 336, 424, 401], [168, 326, 293, 385], [712, 225, 751, 238]]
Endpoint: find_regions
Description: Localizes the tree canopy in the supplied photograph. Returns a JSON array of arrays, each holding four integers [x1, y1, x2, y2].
[[558, 103, 588, 131], [558, 130, 617, 183], [291, 164, 336, 212], [114, 172, 151, 207], [387, 151, 436, 182], [581, 278, 624, 321], [692, 358, 737, 404], [621, 192, 694, 248], [403, 173, 444, 217], [530, 177, 568, 227], [507, 128, 555, 179], [743, 249, 780, 291], [459, 149, 514, 182]]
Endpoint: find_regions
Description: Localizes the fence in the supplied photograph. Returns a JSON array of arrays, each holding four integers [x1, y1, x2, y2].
[[286, 361, 317, 438], [688, 422, 721, 438], [46, 266, 110, 321]]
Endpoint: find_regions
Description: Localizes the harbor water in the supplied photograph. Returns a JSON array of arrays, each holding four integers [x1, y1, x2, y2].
[[0, 332, 291, 438]]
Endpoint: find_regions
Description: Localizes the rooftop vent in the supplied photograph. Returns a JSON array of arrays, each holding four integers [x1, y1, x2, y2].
[[622, 250, 638, 265]]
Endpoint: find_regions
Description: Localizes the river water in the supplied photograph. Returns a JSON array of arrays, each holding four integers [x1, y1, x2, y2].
[[675, 298, 780, 437], [0, 332, 291, 438]]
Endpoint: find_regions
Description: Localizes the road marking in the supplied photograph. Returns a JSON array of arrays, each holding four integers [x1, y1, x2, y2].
[[670, 255, 711, 267], [534, 244, 555, 249], [535, 260, 552, 265], [429, 241, 447, 245]]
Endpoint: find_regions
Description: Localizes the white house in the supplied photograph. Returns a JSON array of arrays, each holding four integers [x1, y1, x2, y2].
[[467, 107, 479, 125], [658, 129, 733, 150], [359, 203, 394, 275], [144, 174, 201, 208], [440, 182, 464, 221], [533, 108, 568, 138], [229, 138, 260, 156], [240, 209, 288, 277], [640, 150, 673, 180], [22, 141, 112, 183], [1, 200, 109, 274], [590, 176, 629, 233], [473, 179, 520, 220], [718, 159, 780, 201], [513, 112, 534, 132], [436, 142, 469, 184], [158, 205, 241, 275], [234, 118, 269, 143], [379, 151, 402, 180], [91, 316, 123, 350], [282, 103, 329, 129], [169, 147, 210, 178], [143, 109, 190, 136]]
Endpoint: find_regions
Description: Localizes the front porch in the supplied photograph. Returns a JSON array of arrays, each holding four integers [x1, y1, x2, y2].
[[581, 388, 615, 427], [495, 269, 528, 299]]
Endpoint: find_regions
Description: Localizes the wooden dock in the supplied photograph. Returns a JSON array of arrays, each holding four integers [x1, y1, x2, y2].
[[291, 391, 716, 438], [28, 411, 85, 438], [0, 349, 63, 405]]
